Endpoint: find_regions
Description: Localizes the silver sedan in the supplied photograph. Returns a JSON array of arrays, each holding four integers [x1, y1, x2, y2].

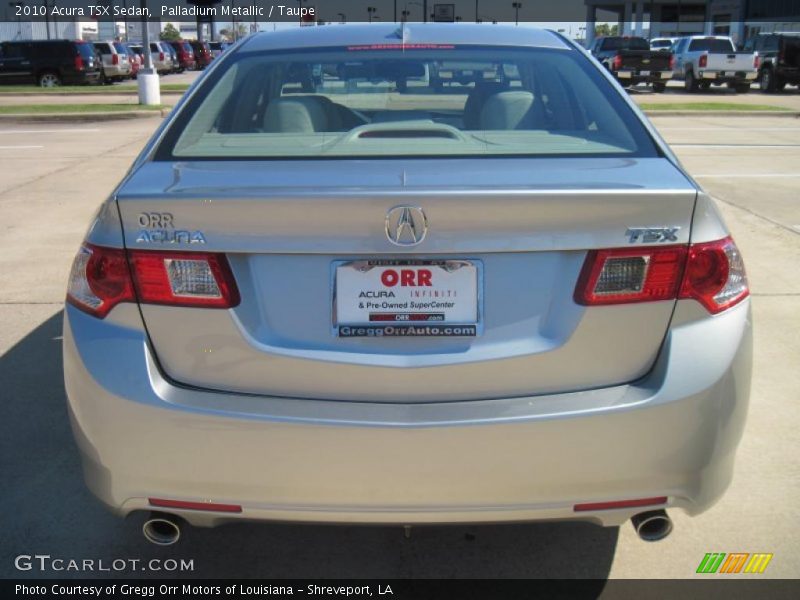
[[64, 24, 751, 546]]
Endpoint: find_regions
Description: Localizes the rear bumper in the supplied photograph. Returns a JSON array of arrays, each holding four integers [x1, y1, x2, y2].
[[63, 300, 752, 528], [699, 71, 758, 81], [615, 70, 673, 83]]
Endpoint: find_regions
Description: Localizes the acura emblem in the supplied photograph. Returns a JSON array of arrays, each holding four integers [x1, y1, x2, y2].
[[385, 206, 428, 246]]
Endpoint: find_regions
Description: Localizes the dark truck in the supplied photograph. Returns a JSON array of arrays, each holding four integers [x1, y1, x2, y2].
[[589, 36, 673, 92], [745, 32, 800, 93]]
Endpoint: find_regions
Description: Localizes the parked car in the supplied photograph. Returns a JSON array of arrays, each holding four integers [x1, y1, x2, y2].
[[744, 32, 800, 93], [129, 42, 171, 75], [650, 37, 676, 51], [189, 40, 213, 69], [119, 43, 140, 79], [208, 41, 230, 59], [589, 36, 673, 91], [164, 42, 181, 74], [671, 35, 757, 93], [0, 39, 100, 87], [64, 24, 752, 547], [167, 40, 196, 72], [94, 40, 132, 83]]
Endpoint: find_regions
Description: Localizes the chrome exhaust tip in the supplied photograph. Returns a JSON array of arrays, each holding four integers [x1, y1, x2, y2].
[[631, 509, 673, 542], [142, 513, 181, 546]]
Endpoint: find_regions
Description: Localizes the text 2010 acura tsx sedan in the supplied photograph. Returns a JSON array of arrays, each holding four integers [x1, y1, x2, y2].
[[64, 25, 751, 545]]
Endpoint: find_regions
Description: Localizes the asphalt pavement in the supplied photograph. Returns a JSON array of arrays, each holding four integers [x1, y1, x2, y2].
[[0, 114, 798, 579]]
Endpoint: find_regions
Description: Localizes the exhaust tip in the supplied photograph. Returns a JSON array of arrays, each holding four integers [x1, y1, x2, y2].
[[631, 509, 673, 542], [143, 514, 181, 546]]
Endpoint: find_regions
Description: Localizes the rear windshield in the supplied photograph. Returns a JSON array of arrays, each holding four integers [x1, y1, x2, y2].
[[159, 45, 658, 160], [603, 38, 650, 51], [75, 42, 95, 60], [113, 42, 128, 54], [650, 40, 673, 49], [183, 42, 193, 53], [688, 38, 735, 53]]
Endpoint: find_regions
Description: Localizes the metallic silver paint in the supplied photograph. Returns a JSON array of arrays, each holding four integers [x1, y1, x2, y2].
[[64, 25, 752, 530]]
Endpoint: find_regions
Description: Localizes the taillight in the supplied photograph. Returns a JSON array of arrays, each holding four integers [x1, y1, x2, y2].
[[112, 53, 119, 65], [67, 245, 134, 318], [574, 246, 687, 306], [669, 53, 675, 70], [74, 54, 84, 71], [612, 54, 623, 70], [129, 250, 239, 309], [699, 54, 708, 68], [67, 244, 239, 318], [575, 237, 748, 314], [678, 237, 748, 314], [754, 54, 760, 69], [159, 51, 165, 62]]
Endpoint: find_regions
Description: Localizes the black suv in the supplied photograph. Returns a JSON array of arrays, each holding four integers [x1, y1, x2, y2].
[[745, 32, 800, 93], [0, 40, 101, 87]]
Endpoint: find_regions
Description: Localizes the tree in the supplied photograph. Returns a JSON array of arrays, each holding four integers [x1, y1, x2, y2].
[[160, 23, 181, 42], [595, 23, 619, 37]]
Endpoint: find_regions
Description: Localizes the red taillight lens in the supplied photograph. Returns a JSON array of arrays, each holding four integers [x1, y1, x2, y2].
[[67, 244, 135, 318], [679, 237, 748, 314], [754, 55, 761, 69], [67, 244, 240, 318], [574, 246, 687, 306], [159, 51, 165, 61], [612, 54, 623, 70], [699, 54, 708, 68], [128, 250, 240, 309], [74, 54, 84, 71], [575, 237, 749, 314], [574, 496, 668, 512], [669, 53, 675, 70], [112, 53, 119, 65]]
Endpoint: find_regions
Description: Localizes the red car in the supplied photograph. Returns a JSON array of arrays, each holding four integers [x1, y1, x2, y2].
[[168, 40, 196, 72], [189, 40, 213, 69]]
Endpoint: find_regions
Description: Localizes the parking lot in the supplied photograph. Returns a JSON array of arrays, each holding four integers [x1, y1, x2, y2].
[[0, 112, 798, 579]]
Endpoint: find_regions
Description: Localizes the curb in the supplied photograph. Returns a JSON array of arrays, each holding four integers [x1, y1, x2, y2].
[[0, 90, 186, 97], [642, 110, 800, 117], [0, 108, 170, 123]]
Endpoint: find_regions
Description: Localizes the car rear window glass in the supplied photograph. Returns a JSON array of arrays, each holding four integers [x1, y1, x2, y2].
[[603, 38, 650, 51], [688, 38, 735, 53], [183, 42, 193, 53], [160, 44, 659, 160], [113, 42, 128, 54], [76, 42, 96, 60]]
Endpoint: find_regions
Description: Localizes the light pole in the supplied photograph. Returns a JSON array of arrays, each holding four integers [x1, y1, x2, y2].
[[475, 0, 479, 23], [10, 2, 23, 39], [512, 2, 522, 26], [337, 12, 346, 24], [367, 6, 376, 23], [41, 0, 52, 39], [138, 0, 160, 106]]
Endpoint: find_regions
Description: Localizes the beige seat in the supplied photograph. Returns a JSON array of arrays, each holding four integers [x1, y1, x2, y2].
[[263, 96, 330, 133], [479, 91, 548, 130]]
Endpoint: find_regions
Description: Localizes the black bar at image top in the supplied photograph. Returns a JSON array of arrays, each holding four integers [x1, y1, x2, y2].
[[3, 0, 800, 23]]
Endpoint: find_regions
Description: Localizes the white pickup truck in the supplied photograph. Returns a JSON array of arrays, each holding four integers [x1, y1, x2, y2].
[[671, 35, 758, 93]]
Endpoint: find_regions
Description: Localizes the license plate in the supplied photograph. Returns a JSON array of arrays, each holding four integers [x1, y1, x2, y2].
[[334, 260, 480, 337], [640, 70, 650, 76]]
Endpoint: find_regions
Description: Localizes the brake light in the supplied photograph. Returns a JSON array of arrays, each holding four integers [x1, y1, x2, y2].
[[574, 246, 687, 305], [67, 244, 240, 318], [74, 54, 84, 71], [159, 51, 165, 62], [129, 250, 239, 308], [699, 54, 708, 68], [754, 54, 760, 69], [112, 53, 119, 65], [67, 245, 134, 318], [575, 237, 748, 314], [612, 54, 623, 70], [678, 237, 748, 314], [669, 53, 675, 70]]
